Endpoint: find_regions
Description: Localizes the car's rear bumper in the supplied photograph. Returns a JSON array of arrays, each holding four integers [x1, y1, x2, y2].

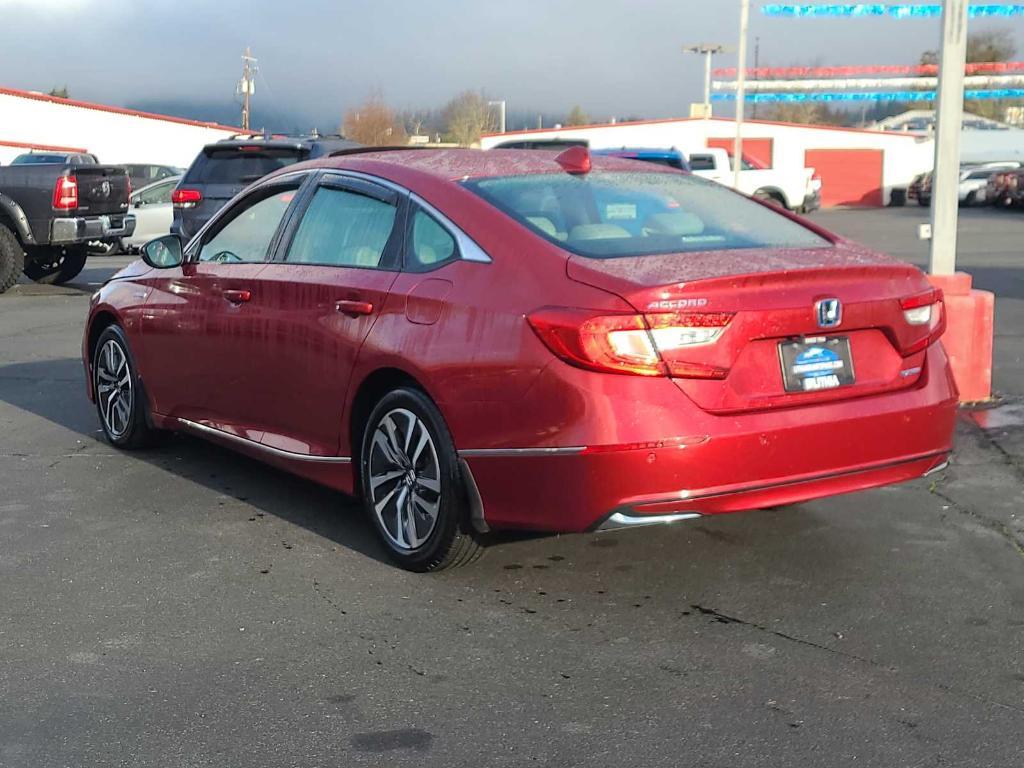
[[459, 344, 957, 533], [52, 214, 135, 244]]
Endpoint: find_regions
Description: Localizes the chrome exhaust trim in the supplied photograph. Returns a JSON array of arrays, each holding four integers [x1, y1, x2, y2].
[[597, 511, 702, 531]]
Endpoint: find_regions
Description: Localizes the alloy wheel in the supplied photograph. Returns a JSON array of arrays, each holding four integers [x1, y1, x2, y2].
[[368, 408, 442, 552], [96, 339, 134, 439]]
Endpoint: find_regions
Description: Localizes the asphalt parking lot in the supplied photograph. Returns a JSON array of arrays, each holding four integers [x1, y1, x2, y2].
[[2, 207, 1023, 767]]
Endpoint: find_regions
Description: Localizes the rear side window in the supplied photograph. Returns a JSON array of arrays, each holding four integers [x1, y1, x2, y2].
[[687, 154, 716, 171], [190, 148, 306, 185], [286, 187, 398, 268], [464, 171, 829, 259], [408, 210, 457, 270]]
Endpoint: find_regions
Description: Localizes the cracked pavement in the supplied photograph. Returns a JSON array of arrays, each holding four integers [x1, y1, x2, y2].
[[1, 208, 1023, 767]]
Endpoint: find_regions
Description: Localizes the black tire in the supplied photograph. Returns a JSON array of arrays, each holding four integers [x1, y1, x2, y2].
[[359, 387, 483, 572], [917, 197, 930, 208], [964, 191, 977, 207], [23, 245, 88, 285], [92, 325, 158, 449], [0, 225, 24, 294]]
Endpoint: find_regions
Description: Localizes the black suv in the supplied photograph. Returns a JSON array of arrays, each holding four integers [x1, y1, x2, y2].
[[171, 135, 360, 241]]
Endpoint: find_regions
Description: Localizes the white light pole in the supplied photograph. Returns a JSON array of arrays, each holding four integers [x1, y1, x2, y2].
[[733, 0, 750, 190], [488, 100, 507, 134], [683, 44, 731, 115], [929, 0, 969, 276]]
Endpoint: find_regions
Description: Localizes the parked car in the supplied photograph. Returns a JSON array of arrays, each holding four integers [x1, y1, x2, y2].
[[10, 151, 99, 166], [685, 147, 820, 213], [123, 175, 181, 251], [491, 138, 589, 151], [591, 147, 690, 172], [172, 134, 360, 241], [908, 173, 928, 205], [84, 147, 956, 571], [958, 164, 1019, 206], [122, 163, 184, 191], [0, 156, 134, 292]]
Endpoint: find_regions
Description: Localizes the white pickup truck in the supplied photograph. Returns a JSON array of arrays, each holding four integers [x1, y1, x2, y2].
[[686, 148, 821, 213]]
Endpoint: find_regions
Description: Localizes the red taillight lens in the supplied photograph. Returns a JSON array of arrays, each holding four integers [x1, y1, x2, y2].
[[528, 308, 664, 376], [52, 175, 78, 210], [527, 308, 733, 378], [900, 289, 945, 355], [172, 188, 202, 208]]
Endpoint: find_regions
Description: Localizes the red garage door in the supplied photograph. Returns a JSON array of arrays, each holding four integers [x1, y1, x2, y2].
[[707, 137, 773, 168], [804, 149, 884, 207]]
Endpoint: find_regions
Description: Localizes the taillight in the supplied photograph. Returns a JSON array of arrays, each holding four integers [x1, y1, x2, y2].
[[527, 308, 733, 378], [900, 289, 945, 354], [172, 188, 202, 208], [52, 175, 78, 210]]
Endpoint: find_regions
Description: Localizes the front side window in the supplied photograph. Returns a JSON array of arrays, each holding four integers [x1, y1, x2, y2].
[[286, 186, 398, 268], [464, 171, 829, 259], [408, 209, 457, 270], [198, 187, 297, 263]]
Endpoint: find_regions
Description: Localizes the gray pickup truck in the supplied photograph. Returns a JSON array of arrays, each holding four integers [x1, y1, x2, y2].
[[0, 153, 135, 293]]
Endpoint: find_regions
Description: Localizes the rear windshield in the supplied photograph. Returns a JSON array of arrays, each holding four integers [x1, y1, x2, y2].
[[190, 148, 306, 184], [464, 171, 829, 258], [11, 154, 67, 165]]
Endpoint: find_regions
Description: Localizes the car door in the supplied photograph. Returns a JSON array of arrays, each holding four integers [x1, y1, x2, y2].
[[129, 179, 176, 246], [253, 172, 405, 458], [139, 176, 308, 435]]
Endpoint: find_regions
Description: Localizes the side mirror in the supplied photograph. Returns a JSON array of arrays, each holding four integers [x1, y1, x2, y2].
[[141, 234, 184, 269], [132, 198, 145, 208]]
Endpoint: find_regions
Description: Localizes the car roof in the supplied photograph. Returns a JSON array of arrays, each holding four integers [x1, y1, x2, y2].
[[201, 136, 361, 153], [296, 148, 677, 183]]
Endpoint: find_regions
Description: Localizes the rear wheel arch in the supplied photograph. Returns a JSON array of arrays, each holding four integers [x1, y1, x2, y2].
[[348, 367, 431, 468], [753, 187, 788, 208]]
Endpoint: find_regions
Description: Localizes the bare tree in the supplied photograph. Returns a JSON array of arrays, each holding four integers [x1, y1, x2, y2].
[[920, 28, 1019, 121], [565, 105, 589, 126], [342, 92, 407, 146], [442, 91, 496, 147]]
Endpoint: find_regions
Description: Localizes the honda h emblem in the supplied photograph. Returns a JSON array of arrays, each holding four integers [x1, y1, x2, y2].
[[816, 298, 842, 328]]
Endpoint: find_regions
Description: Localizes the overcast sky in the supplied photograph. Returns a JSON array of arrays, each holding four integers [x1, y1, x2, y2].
[[2, 0, 1023, 128]]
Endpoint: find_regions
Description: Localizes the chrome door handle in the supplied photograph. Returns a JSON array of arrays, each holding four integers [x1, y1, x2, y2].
[[222, 289, 252, 304], [335, 299, 374, 316]]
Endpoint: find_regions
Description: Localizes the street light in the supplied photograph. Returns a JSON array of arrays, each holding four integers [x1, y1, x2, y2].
[[683, 43, 733, 118], [488, 100, 507, 134]]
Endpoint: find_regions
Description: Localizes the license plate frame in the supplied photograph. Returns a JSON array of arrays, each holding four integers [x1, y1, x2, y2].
[[779, 335, 856, 393]]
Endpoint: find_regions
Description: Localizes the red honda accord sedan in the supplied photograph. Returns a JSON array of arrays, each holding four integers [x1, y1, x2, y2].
[[83, 147, 957, 570]]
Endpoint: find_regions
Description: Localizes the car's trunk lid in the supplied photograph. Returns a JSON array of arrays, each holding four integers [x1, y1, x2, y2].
[[567, 243, 939, 413]]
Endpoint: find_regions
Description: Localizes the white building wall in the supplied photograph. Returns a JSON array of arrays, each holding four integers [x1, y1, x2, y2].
[[0, 91, 239, 167], [481, 118, 935, 205]]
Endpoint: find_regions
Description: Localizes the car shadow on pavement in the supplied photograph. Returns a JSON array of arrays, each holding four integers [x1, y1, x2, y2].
[[0, 356, 392, 566], [0, 356, 853, 578]]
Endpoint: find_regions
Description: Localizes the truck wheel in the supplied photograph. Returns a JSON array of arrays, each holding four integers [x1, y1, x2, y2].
[[23, 245, 89, 285], [0, 226, 24, 294]]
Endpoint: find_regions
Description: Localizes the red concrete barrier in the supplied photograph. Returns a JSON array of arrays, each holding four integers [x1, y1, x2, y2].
[[927, 272, 995, 403]]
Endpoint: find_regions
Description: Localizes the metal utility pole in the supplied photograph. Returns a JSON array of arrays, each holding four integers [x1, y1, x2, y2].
[[488, 100, 507, 133], [238, 47, 258, 132], [929, 0, 969, 276], [733, 0, 750, 191]]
